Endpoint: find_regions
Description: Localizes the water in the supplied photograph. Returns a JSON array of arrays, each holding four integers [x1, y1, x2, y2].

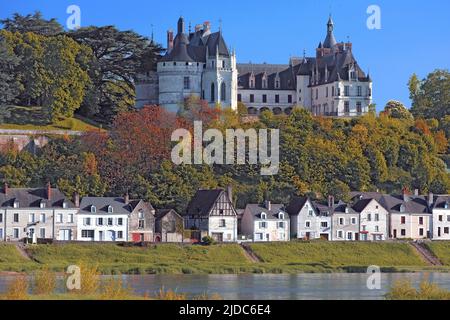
[[1, 273, 450, 300]]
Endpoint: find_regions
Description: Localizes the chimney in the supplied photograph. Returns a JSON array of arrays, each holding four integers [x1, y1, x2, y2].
[[428, 192, 434, 207], [402, 187, 410, 202], [328, 195, 335, 208], [73, 192, 80, 208], [167, 29, 174, 53], [226, 185, 233, 204], [4, 182, 8, 195], [265, 200, 272, 211], [47, 182, 52, 200], [195, 24, 203, 32], [203, 21, 211, 31], [124, 192, 130, 205]]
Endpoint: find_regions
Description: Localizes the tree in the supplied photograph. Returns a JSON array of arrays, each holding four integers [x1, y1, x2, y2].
[[410, 70, 450, 119], [382, 100, 413, 120], [0, 37, 21, 107], [1, 12, 63, 36], [68, 26, 163, 124]]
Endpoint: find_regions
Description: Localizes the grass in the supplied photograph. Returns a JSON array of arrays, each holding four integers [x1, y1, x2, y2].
[[0, 242, 448, 275], [386, 280, 450, 300], [424, 242, 450, 265], [0, 105, 102, 132], [249, 241, 429, 272]]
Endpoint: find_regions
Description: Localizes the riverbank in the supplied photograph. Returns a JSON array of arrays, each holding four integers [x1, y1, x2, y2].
[[0, 242, 449, 275]]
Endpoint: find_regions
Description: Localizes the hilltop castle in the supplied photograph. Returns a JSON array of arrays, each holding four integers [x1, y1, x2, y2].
[[135, 16, 373, 117]]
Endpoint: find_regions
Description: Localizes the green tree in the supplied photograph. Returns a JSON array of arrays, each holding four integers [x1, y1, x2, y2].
[[0, 37, 21, 107], [383, 100, 413, 120], [1, 11, 63, 36]]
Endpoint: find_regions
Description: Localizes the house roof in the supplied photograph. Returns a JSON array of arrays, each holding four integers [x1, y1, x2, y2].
[[155, 209, 182, 221], [285, 196, 309, 215], [433, 195, 450, 209], [244, 203, 287, 220], [185, 189, 224, 217], [0, 188, 74, 208], [378, 194, 430, 214], [352, 198, 374, 213], [79, 197, 133, 215]]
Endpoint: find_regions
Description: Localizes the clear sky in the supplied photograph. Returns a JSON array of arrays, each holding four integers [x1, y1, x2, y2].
[[1, 0, 449, 111]]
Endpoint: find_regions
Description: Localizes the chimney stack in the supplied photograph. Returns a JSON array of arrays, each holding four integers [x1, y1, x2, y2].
[[265, 200, 272, 211], [124, 191, 130, 205], [73, 192, 80, 208], [167, 29, 174, 53], [47, 182, 52, 200], [226, 185, 233, 204], [402, 187, 410, 202], [428, 192, 434, 207], [4, 182, 8, 195], [328, 195, 335, 208]]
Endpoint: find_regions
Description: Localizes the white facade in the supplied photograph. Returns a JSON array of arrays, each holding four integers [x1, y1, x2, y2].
[[390, 213, 431, 240], [241, 204, 290, 242], [358, 199, 389, 241], [289, 199, 331, 240], [76, 213, 129, 242], [433, 199, 450, 240]]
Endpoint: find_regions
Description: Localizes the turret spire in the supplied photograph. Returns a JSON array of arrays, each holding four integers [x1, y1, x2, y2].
[[177, 16, 185, 34]]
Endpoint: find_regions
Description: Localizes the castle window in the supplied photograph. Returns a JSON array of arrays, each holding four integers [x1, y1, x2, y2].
[[237, 94, 242, 102], [275, 95, 280, 104], [288, 95, 292, 104], [202, 90, 205, 100], [357, 86, 362, 97], [210, 83, 215, 102], [356, 102, 362, 114], [262, 94, 267, 103], [316, 89, 318, 99], [173, 62, 176, 66], [275, 80, 280, 89], [326, 87, 329, 98], [250, 94, 255, 103], [332, 86, 335, 96], [263, 79, 267, 89], [184, 77, 190, 90], [212, 61, 215, 68], [344, 101, 350, 114], [163, 63, 165, 66], [220, 82, 226, 102], [344, 86, 350, 96], [222, 60, 225, 68], [250, 79, 255, 88]]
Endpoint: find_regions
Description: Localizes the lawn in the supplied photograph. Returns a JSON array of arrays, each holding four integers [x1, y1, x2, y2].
[[26, 243, 254, 274], [424, 242, 450, 265], [0, 244, 37, 272], [249, 242, 428, 271], [0, 106, 102, 132]]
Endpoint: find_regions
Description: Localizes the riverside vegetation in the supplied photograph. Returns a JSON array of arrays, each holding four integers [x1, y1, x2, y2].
[[1, 242, 450, 275]]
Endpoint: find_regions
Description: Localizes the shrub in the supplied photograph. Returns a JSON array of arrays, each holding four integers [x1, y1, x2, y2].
[[201, 236, 215, 246], [100, 277, 134, 300], [34, 268, 57, 295], [77, 261, 100, 295], [155, 287, 187, 300], [3, 275, 29, 300], [386, 280, 450, 300]]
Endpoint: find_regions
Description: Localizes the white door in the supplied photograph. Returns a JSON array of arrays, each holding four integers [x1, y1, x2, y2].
[[107, 230, 116, 242], [58, 229, 71, 241], [99, 231, 104, 241]]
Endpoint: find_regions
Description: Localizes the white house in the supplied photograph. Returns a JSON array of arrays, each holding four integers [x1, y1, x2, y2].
[[185, 188, 237, 242], [431, 194, 450, 240], [241, 201, 290, 242], [353, 198, 389, 241], [77, 197, 130, 242], [286, 196, 331, 240], [331, 203, 360, 241]]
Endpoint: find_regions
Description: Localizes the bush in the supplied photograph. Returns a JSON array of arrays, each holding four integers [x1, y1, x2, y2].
[[386, 280, 450, 300], [201, 236, 215, 246], [34, 268, 56, 295], [100, 277, 134, 300], [3, 275, 29, 300]]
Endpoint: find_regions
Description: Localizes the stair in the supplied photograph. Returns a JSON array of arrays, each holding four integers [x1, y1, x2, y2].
[[410, 242, 442, 266], [240, 243, 262, 263]]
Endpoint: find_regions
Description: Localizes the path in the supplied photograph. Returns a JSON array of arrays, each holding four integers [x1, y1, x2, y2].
[[14, 243, 33, 261], [240, 243, 262, 263], [409, 242, 442, 266]]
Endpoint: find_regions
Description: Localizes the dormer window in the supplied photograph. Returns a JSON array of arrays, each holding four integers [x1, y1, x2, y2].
[[91, 205, 97, 213], [261, 213, 267, 220], [108, 205, 113, 214], [13, 200, 19, 209], [400, 205, 406, 213], [345, 207, 349, 214], [62, 201, 68, 209], [445, 202, 449, 209], [279, 212, 284, 220], [40, 201, 46, 209]]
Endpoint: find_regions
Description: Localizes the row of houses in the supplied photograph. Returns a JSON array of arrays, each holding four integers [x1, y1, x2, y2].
[[0, 183, 449, 243]]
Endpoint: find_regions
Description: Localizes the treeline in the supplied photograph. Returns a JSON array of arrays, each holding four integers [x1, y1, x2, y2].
[[0, 12, 162, 124], [0, 96, 448, 212]]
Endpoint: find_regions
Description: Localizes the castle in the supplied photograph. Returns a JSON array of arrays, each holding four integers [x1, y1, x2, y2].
[[135, 16, 373, 117]]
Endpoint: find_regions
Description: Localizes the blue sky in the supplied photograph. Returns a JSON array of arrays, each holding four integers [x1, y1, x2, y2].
[[1, 0, 449, 111]]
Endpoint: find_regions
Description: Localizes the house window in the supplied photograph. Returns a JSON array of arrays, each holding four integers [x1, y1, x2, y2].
[[250, 94, 254, 103], [444, 227, 449, 234], [107, 206, 113, 214], [13, 228, 20, 239], [279, 213, 284, 220], [97, 218, 104, 226], [117, 231, 123, 239], [13, 213, 19, 223], [344, 86, 350, 96], [222, 60, 225, 68], [138, 211, 144, 219], [221, 82, 226, 101], [91, 206, 96, 213], [28, 213, 35, 223], [219, 219, 226, 227], [401, 216, 406, 224], [347, 232, 353, 240], [401, 229, 406, 236], [219, 209, 224, 215], [210, 83, 215, 102], [262, 94, 267, 103], [40, 202, 46, 209], [362, 225, 367, 231], [278, 222, 285, 229], [419, 228, 424, 236], [261, 213, 267, 220], [305, 221, 311, 228], [344, 101, 350, 113], [419, 217, 424, 225], [447, 216, 450, 222], [83, 218, 91, 226], [0, 228, 3, 239], [13, 201, 19, 209], [367, 214, 372, 222], [68, 214, 74, 223], [351, 217, 357, 225], [63, 201, 68, 209], [339, 217, 345, 225], [40, 228, 46, 239], [357, 102, 362, 114], [107, 218, 113, 226], [288, 95, 292, 104], [375, 226, 379, 232], [0, 213, 2, 223], [275, 95, 280, 103], [118, 218, 123, 226], [255, 233, 263, 241], [259, 222, 267, 229], [375, 214, 379, 222], [321, 222, 328, 228], [40, 214, 46, 223], [357, 86, 362, 96], [316, 89, 318, 99], [337, 230, 343, 238], [238, 94, 242, 102], [275, 80, 280, 89], [439, 215, 443, 222], [81, 230, 94, 238], [139, 220, 145, 229]]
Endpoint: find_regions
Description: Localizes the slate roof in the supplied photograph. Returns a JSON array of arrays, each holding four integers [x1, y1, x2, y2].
[[351, 198, 373, 213], [155, 209, 181, 220], [285, 196, 309, 216], [79, 197, 134, 215], [433, 195, 450, 209], [0, 188, 73, 208], [160, 18, 231, 63], [244, 203, 287, 220], [185, 189, 224, 217]]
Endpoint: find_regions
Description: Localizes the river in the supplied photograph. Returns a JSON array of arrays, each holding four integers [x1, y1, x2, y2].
[[1, 273, 449, 300]]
